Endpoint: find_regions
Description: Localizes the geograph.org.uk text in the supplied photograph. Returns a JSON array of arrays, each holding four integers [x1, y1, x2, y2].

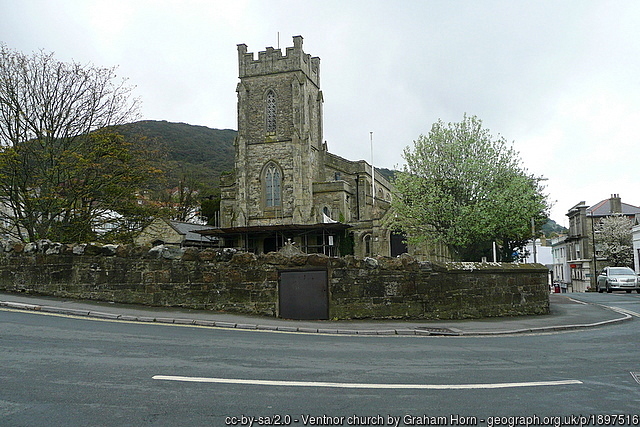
[[224, 413, 640, 427]]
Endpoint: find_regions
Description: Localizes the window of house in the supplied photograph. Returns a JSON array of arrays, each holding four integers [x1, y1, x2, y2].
[[266, 90, 276, 134], [265, 163, 282, 207]]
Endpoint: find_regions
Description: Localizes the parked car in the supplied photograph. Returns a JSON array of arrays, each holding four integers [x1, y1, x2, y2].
[[596, 267, 640, 293]]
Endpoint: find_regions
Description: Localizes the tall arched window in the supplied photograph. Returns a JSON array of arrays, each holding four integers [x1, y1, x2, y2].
[[266, 90, 276, 133], [363, 234, 372, 257], [264, 163, 281, 207]]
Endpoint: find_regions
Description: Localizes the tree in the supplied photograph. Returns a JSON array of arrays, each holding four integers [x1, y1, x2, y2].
[[153, 172, 203, 223], [388, 114, 550, 261], [0, 44, 157, 242], [594, 214, 633, 267], [200, 192, 221, 225]]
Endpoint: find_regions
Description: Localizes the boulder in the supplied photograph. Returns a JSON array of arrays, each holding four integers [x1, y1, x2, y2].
[[45, 242, 64, 255], [363, 257, 379, 269], [101, 244, 119, 256], [147, 244, 185, 260], [72, 244, 87, 255], [23, 242, 38, 254], [181, 247, 201, 261]]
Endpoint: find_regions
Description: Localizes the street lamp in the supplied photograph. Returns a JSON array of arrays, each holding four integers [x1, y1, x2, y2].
[[589, 211, 598, 290]]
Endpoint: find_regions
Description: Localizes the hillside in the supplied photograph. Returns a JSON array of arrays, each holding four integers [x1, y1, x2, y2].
[[542, 218, 568, 238], [118, 120, 236, 195]]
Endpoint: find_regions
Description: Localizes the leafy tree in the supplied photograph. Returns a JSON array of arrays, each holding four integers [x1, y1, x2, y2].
[[200, 192, 221, 225], [594, 214, 634, 267], [388, 114, 549, 261], [0, 44, 158, 242]]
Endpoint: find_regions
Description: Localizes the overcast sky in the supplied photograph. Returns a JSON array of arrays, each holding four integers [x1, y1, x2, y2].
[[2, 0, 639, 225]]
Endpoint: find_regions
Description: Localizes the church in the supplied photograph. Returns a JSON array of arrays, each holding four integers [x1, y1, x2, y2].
[[203, 36, 446, 260]]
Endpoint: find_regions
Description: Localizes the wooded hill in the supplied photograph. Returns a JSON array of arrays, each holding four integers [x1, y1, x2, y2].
[[117, 120, 236, 197]]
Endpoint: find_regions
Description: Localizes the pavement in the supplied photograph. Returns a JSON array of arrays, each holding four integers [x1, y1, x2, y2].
[[0, 291, 634, 336]]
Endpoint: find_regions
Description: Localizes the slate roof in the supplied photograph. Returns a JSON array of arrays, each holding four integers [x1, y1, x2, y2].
[[169, 221, 219, 243], [587, 199, 640, 217]]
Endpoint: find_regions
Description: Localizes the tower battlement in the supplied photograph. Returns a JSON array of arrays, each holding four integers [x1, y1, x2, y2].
[[237, 35, 320, 86]]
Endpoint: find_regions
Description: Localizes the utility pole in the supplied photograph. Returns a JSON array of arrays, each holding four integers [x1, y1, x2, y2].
[[589, 211, 598, 289], [531, 218, 537, 263]]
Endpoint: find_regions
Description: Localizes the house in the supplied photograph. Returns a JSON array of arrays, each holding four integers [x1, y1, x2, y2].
[[522, 238, 553, 265], [135, 218, 219, 248], [551, 236, 571, 291], [564, 194, 640, 292], [200, 36, 450, 260], [632, 215, 640, 273]]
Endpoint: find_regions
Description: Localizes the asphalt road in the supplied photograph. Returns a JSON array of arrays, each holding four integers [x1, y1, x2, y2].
[[1, 293, 639, 426], [569, 291, 640, 319]]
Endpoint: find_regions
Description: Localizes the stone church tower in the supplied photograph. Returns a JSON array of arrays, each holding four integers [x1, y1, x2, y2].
[[224, 35, 324, 228]]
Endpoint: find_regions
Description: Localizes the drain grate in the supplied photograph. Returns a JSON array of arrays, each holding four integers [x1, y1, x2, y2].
[[415, 327, 460, 336], [631, 372, 640, 385]]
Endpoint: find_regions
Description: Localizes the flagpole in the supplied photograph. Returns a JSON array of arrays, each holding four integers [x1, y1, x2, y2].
[[370, 131, 375, 205]]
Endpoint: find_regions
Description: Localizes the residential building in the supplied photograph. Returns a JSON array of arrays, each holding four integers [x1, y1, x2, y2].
[[135, 218, 219, 248], [632, 215, 640, 273], [522, 238, 553, 266], [564, 194, 640, 292], [551, 236, 571, 291]]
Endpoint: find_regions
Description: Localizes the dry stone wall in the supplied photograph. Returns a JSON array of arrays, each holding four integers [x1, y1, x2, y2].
[[0, 241, 549, 320]]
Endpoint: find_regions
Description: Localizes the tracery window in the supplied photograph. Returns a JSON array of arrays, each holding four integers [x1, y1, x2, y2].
[[266, 90, 276, 133], [265, 163, 282, 207]]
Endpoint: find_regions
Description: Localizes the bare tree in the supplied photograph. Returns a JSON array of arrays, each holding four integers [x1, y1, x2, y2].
[[0, 44, 145, 242]]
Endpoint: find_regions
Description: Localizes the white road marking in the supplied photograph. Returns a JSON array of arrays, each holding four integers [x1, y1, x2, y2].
[[609, 306, 640, 318], [152, 375, 582, 390]]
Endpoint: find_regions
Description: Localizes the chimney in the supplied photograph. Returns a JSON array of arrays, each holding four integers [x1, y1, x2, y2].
[[610, 194, 622, 214]]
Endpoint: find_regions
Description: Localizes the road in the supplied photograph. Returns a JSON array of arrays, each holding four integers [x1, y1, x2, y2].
[[1, 293, 639, 426], [570, 291, 640, 319]]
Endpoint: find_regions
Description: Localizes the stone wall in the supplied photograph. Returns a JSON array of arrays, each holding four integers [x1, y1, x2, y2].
[[330, 258, 549, 319], [0, 242, 549, 320]]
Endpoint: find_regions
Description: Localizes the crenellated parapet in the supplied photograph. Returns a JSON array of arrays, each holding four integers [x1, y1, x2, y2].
[[237, 35, 320, 87]]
